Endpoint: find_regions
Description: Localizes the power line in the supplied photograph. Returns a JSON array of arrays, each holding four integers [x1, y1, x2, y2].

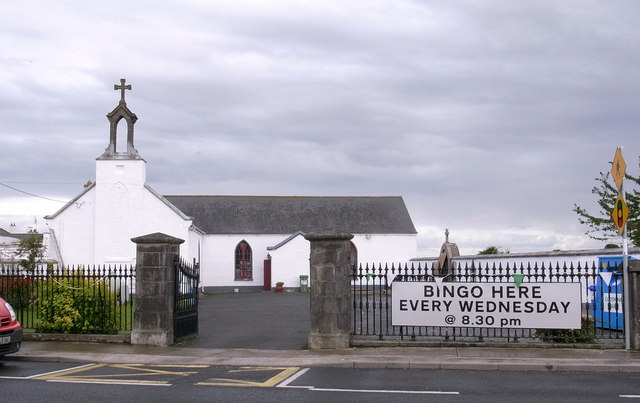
[[0, 182, 68, 203], [0, 181, 80, 185]]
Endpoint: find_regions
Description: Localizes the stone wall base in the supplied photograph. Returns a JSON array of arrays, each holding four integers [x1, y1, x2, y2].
[[130, 329, 173, 347], [23, 333, 130, 343], [308, 332, 351, 349]]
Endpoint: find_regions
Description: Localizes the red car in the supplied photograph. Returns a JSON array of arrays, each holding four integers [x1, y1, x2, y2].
[[0, 297, 22, 357]]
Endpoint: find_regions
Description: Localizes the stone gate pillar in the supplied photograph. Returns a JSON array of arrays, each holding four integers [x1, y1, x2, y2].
[[130, 232, 184, 346], [629, 259, 640, 350], [305, 229, 353, 349]]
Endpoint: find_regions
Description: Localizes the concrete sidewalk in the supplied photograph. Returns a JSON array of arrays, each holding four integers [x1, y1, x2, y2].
[[10, 341, 640, 373], [8, 292, 640, 372]]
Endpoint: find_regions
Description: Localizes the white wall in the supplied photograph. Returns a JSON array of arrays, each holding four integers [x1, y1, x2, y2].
[[46, 158, 194, 267], [138, 189, 193, 262], [199, 232, 418, 291], [201, 234, 284, 290], [414, 249, 640, 271], [352, 234, 417, 266], [94, 159, 146, 265], [269, 233, 310, 289], [45, 188, 96, 266], [185, 228, 204, 268]]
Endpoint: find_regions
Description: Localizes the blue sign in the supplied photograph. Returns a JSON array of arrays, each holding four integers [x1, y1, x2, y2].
[[593, 256, 635, 331]]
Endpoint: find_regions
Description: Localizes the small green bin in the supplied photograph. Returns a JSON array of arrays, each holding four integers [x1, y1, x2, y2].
[[299, 275, 309, 293]]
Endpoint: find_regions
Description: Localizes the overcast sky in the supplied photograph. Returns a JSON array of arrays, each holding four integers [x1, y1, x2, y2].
[[1, 1, 638, 256]]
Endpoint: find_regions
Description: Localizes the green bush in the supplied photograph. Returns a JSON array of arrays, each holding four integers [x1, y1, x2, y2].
[[35, 275, 117, 334], [535, 317, 597, 343]]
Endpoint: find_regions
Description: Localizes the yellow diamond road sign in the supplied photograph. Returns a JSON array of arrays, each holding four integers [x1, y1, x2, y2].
[[611, 147, 626, 190], [611, 193, 629, 235]]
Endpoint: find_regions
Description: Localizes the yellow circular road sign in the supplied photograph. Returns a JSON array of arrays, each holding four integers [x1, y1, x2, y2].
[[611, 193, 629, 235]]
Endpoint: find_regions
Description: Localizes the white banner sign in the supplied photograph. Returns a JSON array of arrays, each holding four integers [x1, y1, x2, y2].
[[392, 282, 582, 329]]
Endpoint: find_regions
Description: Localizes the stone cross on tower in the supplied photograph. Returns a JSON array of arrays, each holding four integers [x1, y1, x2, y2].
[[114, 78, 132, 104], [99, 78, 141, 159]]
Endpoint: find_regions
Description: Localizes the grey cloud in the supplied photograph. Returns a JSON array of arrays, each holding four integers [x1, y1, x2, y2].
[[1, 1, 638, 254]]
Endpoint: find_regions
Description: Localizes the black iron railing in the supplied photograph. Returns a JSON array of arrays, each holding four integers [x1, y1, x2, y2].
[[352, 260, 624, 344], [0, 264, 135, 333]]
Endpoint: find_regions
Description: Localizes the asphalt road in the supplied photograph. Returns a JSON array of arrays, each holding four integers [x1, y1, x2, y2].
[[178, 291, 311, 350], [2, 360, 640, 402]]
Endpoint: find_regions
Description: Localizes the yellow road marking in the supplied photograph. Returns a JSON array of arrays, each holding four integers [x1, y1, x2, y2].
[[197, 366, 301, 388], [34, 363, 209, 385]]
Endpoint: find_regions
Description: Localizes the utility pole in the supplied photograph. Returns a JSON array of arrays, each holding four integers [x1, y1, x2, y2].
[[611, 146, 630, 350]]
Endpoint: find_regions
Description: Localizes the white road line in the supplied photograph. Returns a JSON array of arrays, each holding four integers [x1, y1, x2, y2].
[[0, 363, 96, 380], [276, 367, 310, 387], [276, 368, 458, 395], [282, 385, 459, 395], [620, 395, 640, 399]]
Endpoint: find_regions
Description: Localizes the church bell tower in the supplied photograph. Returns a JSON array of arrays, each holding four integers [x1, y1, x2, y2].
[[94, 78, 147, 263], [99, 78, 142, 159]]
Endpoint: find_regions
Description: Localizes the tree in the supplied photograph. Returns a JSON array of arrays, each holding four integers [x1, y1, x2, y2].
[[478, 246, 509, 255], [14, 236, 46, 272], [573, 160, 639, 247]]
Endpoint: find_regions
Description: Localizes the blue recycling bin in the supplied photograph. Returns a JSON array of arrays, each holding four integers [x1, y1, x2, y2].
[[593, 256, 634, 330]]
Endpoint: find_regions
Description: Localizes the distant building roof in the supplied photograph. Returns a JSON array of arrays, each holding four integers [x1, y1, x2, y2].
[[413, 247, 640, 262], [163, 195, 417, 235], [0, 228, 43, 241]]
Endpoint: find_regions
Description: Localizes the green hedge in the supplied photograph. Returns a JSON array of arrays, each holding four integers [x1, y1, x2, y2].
[[35, 276, 117, 334], [535, 317, 597, 343]]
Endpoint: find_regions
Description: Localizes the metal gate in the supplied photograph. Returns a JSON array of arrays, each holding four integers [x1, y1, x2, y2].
[[174, 256, 200, 343]]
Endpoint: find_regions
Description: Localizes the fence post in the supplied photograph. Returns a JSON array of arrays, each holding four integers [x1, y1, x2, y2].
[[130, 232, 184, 346], [305, 229, 353, 349], [629, 259, 640, 350]]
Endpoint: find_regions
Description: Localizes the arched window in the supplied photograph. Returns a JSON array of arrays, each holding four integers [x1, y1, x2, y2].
[[235, 240, 252, 280], [115, 118, 127, 153]]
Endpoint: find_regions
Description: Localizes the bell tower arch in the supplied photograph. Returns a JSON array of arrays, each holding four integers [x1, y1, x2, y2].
[[99, 78, 142, 159]]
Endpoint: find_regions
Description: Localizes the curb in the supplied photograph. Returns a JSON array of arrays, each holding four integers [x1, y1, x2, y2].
[[8, 353, 640, 373], [9, 344, 640, 373], [22, 333, 130, 344], [350, 338, 626, 349]]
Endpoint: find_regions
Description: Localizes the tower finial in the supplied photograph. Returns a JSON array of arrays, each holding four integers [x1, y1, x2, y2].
[[445, 228, 449, 243], [114, 78, 132, 103]]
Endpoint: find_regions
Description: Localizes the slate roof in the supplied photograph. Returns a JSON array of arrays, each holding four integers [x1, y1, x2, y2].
[[163, 195, 417, 235]]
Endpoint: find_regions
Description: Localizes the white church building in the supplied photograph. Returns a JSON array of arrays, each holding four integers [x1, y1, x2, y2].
[[44, 80, 418, 291]]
